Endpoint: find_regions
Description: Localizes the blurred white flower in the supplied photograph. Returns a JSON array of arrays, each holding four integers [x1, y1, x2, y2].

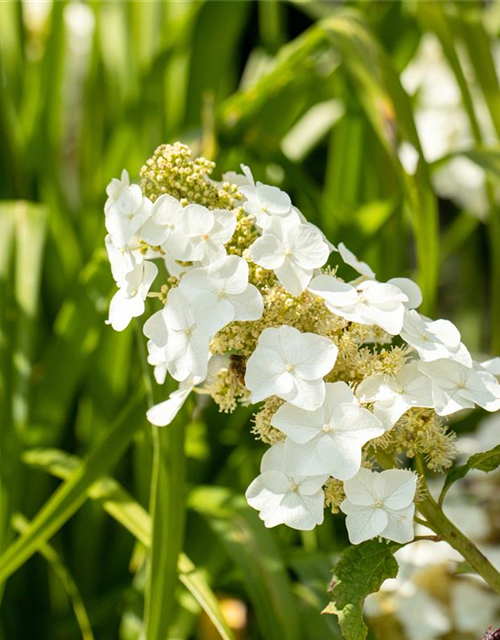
[[107, 260, 158, 332], [341, 468, 417, 544], [245, 442, 328, 530], [356, 361, 434, 429], [309, 275, 408, 335], [451, 580, 500, 634], [105, 184, 152, 249], [179, 255, 263, 335], [245, 326, 338, 410], [250, 218, 330, 296], [418, 359, 500, 416], [272, 382, 383, 480]]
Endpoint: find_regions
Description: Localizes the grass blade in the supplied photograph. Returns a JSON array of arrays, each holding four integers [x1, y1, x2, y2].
[[23, 448, 236, 640], [0, 385, 146, 585]]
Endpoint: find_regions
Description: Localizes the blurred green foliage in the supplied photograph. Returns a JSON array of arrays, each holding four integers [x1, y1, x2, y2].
[[1, 1, 500, 638]]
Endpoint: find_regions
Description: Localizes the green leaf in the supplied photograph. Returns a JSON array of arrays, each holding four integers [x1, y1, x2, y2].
[[325, 539, 400, 640], [0, 386, 146, 585], [189, 486, 301, 640], [440, 444, 500, 504], [23, 447, 236, 640], [12, 513, 95, 640]]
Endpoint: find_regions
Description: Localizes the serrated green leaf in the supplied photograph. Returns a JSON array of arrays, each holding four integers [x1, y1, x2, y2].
[[440, 444, 500, 504], [325, 539, 400, 640]]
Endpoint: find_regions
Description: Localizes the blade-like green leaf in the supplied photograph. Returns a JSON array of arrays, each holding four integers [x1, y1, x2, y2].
[[0, 386, 146, 585], [23, 448, 236, 640], [12, 513, 95, 640], [324, 539, 400, 640]]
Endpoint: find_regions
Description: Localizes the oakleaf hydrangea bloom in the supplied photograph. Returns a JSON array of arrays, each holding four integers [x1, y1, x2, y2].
[[272, 382, 384, 479], [250, 217, 330, 296], [340, 468, 417, 544], [309, 275, 408, 334], [179, 255, 263, 335], [103, 143, 500, 549], [245, 442, 328, 530], [245, 326, 338, 410], [356, 361, 434, 429]]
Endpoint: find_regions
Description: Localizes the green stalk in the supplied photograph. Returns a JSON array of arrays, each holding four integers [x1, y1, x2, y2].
[[418, 491, 500, 595], [137, 321, 186, 639]]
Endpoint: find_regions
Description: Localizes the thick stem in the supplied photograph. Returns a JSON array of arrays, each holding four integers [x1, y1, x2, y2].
[[418, 492, 500, 594]]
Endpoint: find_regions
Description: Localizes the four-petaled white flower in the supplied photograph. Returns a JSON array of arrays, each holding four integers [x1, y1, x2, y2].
[[168, 204, 236, 265], [179, 255, 263, 335], [340, 468, 417, 544], [105, 184, 152, 248], [356, 361, 434, 429], [245, 326, 338, 410], [245, 442, 328, 530], [418, 359, 500, 416], [309, 275, 408, 335], [272, 382, 384, 480], [250, 218, 330, 296], [139, 193, 184, 249], [143, 288, 210, 382], [240, 181, 294, 229], [401, 310, 471, 366], [107, 260, 158, 332]]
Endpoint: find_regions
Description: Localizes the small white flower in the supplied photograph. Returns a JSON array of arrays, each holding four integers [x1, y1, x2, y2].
[[272, 382, 384, 480], [107, 260, 158, 332], [240, 181, 294, 228], [105, 169, 130, 214], [169, 204, 236, 265], [340, 467, 417, 544], [418, 358, 500, 416], [179, 255, 263, 335], [245, 442, 328, 530], [400, 310, 471, 366], [245, 326, 338, 410], [356, 361, 434, 429], [309, 275, 408, 335], [143, 288, 210, 382], [139, 193, 184, 249], [335, 242, 376, 280], [250, 218, 330, 296], [105, 184, 152, 248]]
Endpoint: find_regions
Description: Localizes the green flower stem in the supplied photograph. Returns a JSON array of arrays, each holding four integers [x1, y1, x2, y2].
[[135, 322, 187, 638], [417, 491, 500, 595]]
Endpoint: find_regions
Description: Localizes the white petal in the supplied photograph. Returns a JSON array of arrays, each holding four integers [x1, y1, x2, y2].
[[146, 386, 192, 427], [282, 332, 338, 380], [279, 490, 325, 530], [343, 467, 377, 506], [275, 260, 312, 296], [289, 225, 330, 269], [282, 376, 326, 411], [250, 234, 286, 270], [342, 505, 388, 544], [309, 275, 358, 309], [143, 309, 168, 347], [337, 242, 376, 279], [245, 348, 293, 403], [387, 277, 422, 309], [181, 204, 214, 236], [381, 504, 415, 543], [375, 469, 417, 510], [272, 403, 324, 444], [230, 285, 264, 323]]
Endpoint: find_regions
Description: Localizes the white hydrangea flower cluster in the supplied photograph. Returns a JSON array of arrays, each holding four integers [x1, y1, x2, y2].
[[103, 144, 500, 547]]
